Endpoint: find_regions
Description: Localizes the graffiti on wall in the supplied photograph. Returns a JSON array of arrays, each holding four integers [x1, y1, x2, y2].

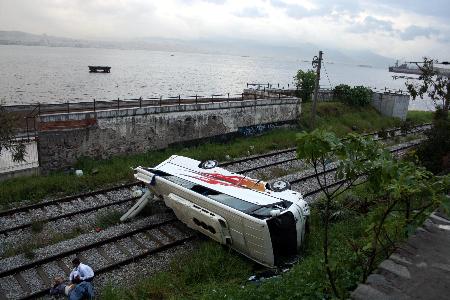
[[238, 123, 276, 136]]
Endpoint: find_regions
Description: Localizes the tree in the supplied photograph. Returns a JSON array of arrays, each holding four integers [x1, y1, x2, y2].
[[405, 58, 450, 173], [297, 130, 383, 297], [361, 159, 449, 280], [297, 129, 450, 296], [294, 69, 316, 102], [0, 105, 26, 162], [406, 57, 449, 117]]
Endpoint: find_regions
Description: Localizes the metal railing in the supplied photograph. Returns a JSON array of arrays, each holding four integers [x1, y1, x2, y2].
[[9, 92, 293, 117], [246, 82, 409, 95]]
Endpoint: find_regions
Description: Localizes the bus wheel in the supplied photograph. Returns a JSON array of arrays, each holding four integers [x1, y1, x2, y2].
[[268, 180, 291, 192], [199, 160, 219, 169]]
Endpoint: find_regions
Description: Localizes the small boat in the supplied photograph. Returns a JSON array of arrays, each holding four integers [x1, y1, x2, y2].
[[88, 66, 111, 73]]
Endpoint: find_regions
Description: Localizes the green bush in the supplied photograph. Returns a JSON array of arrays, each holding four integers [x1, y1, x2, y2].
[[417, 109, 450, 173], [333, 84, 352, 103], [294, 69, 316, 102], [350, 86, 372, 106], [333, 85, 372, 107]]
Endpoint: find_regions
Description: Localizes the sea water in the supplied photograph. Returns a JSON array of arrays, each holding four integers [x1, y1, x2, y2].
[[0, 45, 435, 110]]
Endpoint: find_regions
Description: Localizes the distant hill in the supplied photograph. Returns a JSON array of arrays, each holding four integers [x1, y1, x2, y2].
[[0, 30, 395, 67]]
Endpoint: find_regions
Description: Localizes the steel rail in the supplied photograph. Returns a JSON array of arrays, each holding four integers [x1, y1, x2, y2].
[[0, 123, 430, 224], [0, 140, 422, 299], [20, 235, 196, 300], [296, 141, 421, 198], [0, 195, 140, 235], [0, 218, 178, 278], [220, 123, 430, 169], [0, 131, 426, 237], [0, 182, 141, 217]]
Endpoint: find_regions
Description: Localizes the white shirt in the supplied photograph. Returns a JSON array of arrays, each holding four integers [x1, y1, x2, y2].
[[69, 263, 94, 281]]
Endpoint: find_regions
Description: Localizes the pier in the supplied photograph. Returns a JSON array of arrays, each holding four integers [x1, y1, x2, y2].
[[88, 66, 111, 73]]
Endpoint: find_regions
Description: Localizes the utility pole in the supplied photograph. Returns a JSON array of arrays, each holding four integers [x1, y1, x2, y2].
[[311, 50, 323, 128]]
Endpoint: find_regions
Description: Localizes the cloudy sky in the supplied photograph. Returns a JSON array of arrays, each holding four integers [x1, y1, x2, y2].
[[1, 0, 449, 60]]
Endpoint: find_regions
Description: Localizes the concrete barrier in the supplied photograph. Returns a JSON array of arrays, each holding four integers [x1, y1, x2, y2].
[[245, 89, 410, 120], [37, 98, 301, 171]]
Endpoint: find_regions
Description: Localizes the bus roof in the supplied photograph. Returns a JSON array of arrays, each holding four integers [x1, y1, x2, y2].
[[153, 155, 298, 206]]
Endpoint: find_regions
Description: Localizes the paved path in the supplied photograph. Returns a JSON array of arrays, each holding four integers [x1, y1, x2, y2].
[[352, 211, 450, 300]]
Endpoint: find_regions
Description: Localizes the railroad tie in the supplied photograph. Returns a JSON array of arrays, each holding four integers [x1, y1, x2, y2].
[[157, 227, 177, 242], [56, 260, 72, 276], [0, 286, 7, 300], [130, 236, 148, 251], [172, 222, 191, 235], [36, 266, 51, 286], [96, 247, 116, 264], [76, 253, 89, 265], [143, 231, 164, 247], [13, 273, 31, 294], [114, 241, 132, 258]]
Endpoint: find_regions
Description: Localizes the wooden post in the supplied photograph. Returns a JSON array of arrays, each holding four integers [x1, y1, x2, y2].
[[178, 95, 181, 105], [195, 94, 198, 104], [160, 96, 162, 106], [67, 101, 70, 114], [93, 99, 96, 112], [311, 50, 323, 129], [139, 97, 142, 108], [117, 98, 120, 110]]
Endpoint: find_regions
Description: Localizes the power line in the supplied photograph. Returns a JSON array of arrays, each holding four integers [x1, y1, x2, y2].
[[322, 60, 333, 89]]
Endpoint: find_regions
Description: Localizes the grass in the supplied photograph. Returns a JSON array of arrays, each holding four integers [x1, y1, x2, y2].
[[30, 219, 46, 233], [299, 102, 431, 136], [100, 240, 253, 299], [406, 110, 434, 124], [299, 102, 401, 136], [99, 206, 371, 299], [0, 102, 432, 209], [99, 181, 437, 300], [3, 226, 84, 258], [0, 129, 297, 209], [94, 210, 123, 229]]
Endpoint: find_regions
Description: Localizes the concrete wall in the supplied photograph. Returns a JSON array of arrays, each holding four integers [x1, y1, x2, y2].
[[249, 88, 410, 120], [370, 93, 410, 120], [37, 98, 300, 171]]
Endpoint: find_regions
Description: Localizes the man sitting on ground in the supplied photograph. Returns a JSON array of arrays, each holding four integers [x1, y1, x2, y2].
[[69, 258, 94, 282]]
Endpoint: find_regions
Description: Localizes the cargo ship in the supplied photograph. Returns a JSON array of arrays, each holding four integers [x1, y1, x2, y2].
[[389, 60, 450, 77], [388, 60, 422, 75]]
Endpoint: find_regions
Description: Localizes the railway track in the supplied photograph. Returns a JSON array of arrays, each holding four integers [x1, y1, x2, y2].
[[220, 122, 430, 170], [0, 125, 428, 299], [290, 140, 422, 200], [0, 123, 428, 239], [0, 218, 194, 299]]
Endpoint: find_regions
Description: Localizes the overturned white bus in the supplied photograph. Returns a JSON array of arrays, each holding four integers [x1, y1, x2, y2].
[[121, 155, 310, 268]]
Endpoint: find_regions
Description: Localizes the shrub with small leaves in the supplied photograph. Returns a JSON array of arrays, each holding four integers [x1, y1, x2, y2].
[[333, 84, 352, 103], [333, 85, 372, 107], [349, 86, 372, 106]]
